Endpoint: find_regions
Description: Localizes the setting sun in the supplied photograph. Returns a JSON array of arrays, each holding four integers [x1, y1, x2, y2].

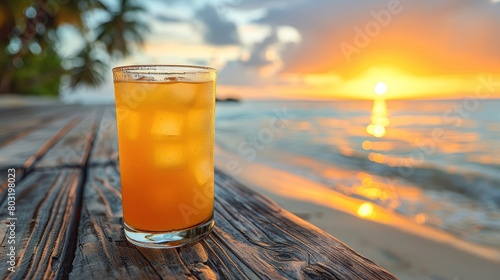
[[357, 202, 375, 218], [374, 82, 388, 95]]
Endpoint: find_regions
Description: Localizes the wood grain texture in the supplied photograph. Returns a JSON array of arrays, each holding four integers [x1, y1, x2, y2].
[[89, 106, 118, 165], [36, 108, 102, 169], [0, 106, 77, 147], [0, 109, 83, 170], [0, 169, 83, 280], [70, 164, 396, 280]]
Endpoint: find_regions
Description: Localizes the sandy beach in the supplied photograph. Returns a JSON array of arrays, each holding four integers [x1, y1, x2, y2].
[[215, 145, 500, 280]]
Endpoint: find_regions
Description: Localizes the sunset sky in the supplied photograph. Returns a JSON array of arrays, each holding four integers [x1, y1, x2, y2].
[[79, 0, 500, 101]]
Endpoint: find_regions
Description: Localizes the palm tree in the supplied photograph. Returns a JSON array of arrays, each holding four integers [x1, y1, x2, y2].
[[68, 44, 107, 88], [0, 0, 149, 95], [96, 0, 149, 58]]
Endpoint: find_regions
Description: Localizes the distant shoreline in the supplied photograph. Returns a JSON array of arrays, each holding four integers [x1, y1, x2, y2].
[[216, 97, 240, 103]]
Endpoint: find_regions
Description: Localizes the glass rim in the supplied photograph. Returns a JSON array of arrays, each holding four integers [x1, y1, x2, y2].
[[112, 64, 217, 74]]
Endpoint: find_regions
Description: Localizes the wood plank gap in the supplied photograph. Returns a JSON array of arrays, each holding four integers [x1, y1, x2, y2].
[[8, 171, 67, 279], [54, 109, 103, 280], [0, 111, 84, 202], [0, 113, 67, 148], [133, 248, 163, 280], [27, 173, 75, 279], [34, 109, 99, 169], [22, 115, 83, 178], [88, 160, 118, 168], [0, 115, 83, 209], [0, 106, 77, 146]]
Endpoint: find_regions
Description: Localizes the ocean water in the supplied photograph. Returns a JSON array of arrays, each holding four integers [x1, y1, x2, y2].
[[215, 99, 500, 248]]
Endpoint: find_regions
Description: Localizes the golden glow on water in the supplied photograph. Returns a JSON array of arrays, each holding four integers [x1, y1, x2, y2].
[[362, 140, 373, 150], [352, 173, 395, 202], [367, 99, 389, 138], [362, 140, 394, 151], [215, 145, 500, 263], [415, 213, 428, 224], [368, 152, 386, 164], [339, 147, 354, 157]]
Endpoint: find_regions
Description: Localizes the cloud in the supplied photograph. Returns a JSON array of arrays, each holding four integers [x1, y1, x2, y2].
[[244, 30, 279, 68], [218, 30, 294, 86], [218, 61, 258, 86], [195, 5, 240, 45], [255, 0, 500, 77]]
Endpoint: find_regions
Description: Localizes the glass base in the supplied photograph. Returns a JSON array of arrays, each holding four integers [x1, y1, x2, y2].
[[123, 216, 214, 249]]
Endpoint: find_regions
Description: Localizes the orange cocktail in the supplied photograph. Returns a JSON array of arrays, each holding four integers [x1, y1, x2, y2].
[[112, 65, 216, 248]]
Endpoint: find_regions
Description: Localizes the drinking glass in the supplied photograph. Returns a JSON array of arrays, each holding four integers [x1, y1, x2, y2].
[[112, 65, 216, 248]]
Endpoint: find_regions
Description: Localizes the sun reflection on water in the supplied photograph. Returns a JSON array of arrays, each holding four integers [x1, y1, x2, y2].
[[367, 99, 390, 138]]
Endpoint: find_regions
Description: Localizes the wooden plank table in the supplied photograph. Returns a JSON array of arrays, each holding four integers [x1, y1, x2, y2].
[[0, 105, 396, 279]]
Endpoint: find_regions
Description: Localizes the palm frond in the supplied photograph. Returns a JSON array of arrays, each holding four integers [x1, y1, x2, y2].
[[68, 44, 107, 88], [94, 0, 149, 57]]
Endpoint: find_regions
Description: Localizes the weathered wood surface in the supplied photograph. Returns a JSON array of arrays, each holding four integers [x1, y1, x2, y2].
[[0, 169, 83, 280], [0, 106, 84, 170], [0, 105, 75, 146], [0, 105, 397, 280], [89, 107, 118, 165], [36, 107, 102, 169]]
